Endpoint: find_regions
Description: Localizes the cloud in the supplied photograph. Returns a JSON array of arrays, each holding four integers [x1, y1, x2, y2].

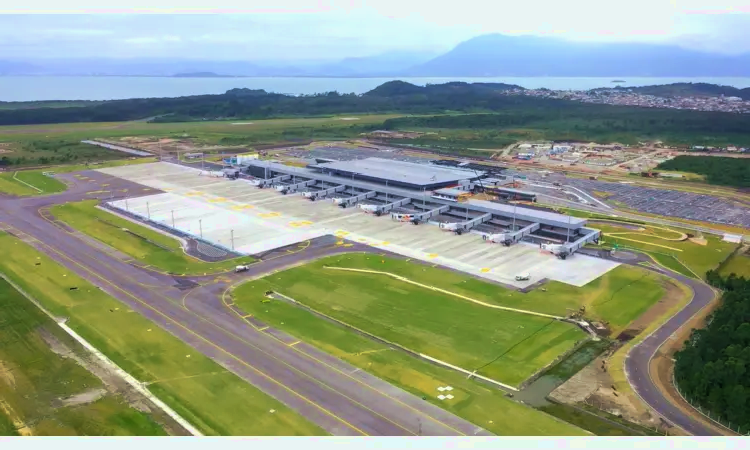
[[0, 4, 748, 60]]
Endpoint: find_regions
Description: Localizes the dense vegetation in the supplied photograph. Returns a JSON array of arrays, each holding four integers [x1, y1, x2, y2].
[[675, 271, 750, 433], [0, 140, 125, 167], [656, 156, 750, 188], [382, 105, 750, 147], [2, 81, 750, 148]]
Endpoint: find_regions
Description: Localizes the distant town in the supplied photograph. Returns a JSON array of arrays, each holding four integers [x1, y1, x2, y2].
[[502, 88, 750, 114]]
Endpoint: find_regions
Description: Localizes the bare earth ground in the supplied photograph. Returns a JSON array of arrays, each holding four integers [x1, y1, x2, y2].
[[551, 278, 686, 435], [38, 327, 189, 436]]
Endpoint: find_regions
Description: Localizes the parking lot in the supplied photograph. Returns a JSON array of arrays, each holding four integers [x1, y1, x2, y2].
[[566, 179, 750, 228], [507, 170, 750, 228], [98, 162, 619, 289]]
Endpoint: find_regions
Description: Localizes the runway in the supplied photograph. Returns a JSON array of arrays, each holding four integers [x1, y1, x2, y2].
[[0, 175, 490, 437]]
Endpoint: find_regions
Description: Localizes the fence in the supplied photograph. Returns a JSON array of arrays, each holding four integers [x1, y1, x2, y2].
[[673, 374, 747, 436]]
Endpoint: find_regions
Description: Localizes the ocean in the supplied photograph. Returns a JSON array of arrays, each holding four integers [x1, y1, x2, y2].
[[2, 76, 750, 102]]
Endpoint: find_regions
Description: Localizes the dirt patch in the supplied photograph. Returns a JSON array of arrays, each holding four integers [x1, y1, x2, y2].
[[0, 360, 16, 388], [39, 327, 189, 436], [57, 388, 107, 408], [688, 237, 707, 245], [648, 291, 732, 435], [551, 278, 690, 435]]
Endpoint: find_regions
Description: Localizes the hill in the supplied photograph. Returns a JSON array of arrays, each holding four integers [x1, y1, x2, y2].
[[406, 34, 750, 77]]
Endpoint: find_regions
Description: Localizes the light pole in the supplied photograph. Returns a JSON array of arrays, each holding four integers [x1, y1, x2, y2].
[[231, 229, 235, 250], [146, 202, 151, 220], [171, 210, 175, 228], [199, 219, 203, 238], [125, 197, 129, 211]]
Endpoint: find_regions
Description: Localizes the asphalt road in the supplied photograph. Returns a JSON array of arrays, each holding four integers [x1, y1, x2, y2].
[[581, 249, 724, 436], [0, 175, 490, 437], [0, 167, 726, 436]]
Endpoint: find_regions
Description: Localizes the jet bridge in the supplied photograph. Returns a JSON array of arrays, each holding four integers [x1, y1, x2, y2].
[[303, 184, 345, 201], [276, 179, 316, 195], [562, 228, 601, 254], [374, 198, 411, 215], [252, 174, 291, 188], [439, 213, 493, 235], [336, 191, 377, 208], [391, 205, 450, 225], [482, 223, 540, 245]]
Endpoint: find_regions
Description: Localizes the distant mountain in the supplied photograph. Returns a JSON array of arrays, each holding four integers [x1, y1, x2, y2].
[[172, 72, 234, 78], [0, 52, 436, 77], [0, 60, 44, 75], [406, 34, 750, 77], [311, 51, 438, 76]]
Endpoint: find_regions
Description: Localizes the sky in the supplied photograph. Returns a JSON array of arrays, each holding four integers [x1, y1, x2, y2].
[[1, 1, 750, 61]]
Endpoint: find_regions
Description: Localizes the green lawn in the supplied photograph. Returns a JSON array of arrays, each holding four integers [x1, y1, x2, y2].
[[0, 158, 157, 197], [50, 200, 253, 275], [13, 170, 67, 193], [0, 233, 324, 436], [229, 278, 586, 436], [719, 250, 750, 278], [0, 173, 38, 196], [234, 255, 586, 387], [0, 278, 166, 436], [288, 254, 665, 336], [596, 224, 737, 279]]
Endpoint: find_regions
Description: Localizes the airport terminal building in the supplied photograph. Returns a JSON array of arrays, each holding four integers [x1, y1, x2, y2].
[[243, 157, 600, 257]]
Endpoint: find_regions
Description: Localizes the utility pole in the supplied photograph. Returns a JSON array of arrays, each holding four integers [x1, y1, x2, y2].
[[231, 229, 235, 250], [171, 210, 175, 228]]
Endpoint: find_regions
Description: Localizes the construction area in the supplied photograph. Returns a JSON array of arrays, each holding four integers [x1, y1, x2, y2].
[[97, 157, 617, 289]]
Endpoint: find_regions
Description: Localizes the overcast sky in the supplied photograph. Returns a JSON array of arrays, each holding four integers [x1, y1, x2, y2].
[[1, 1, 750, 61]]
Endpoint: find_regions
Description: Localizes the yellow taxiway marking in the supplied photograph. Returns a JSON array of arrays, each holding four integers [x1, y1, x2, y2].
[[242, 314, 253, 319], [258, 212, 281, 218], [288, 220, 313, 228], [427, 253, 438, 259], [480, 268, 491, 273], [209, 197, 228, 203], [101, 183, 110, 187], [231, 204, 255, 211], [289, 341, 301, 347], [258, 326, 269, 331]]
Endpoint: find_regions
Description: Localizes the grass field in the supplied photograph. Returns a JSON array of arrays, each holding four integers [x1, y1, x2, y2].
[[228, 279, 587, 435], [50, 200, 252, 275], [719, 249, 750, 278], [0, 158, 157, 196], [0, 278, 167, 436], [595, 223, 737, 279], [233, 254, 667, 384], [0, 233, 324, 436], [0, 115, 400, 144], [235, 261, 585, 387], [283, 254, 664, 336]]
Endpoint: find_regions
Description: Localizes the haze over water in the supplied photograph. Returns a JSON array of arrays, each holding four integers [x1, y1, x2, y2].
[[3, 76, 750, 102]]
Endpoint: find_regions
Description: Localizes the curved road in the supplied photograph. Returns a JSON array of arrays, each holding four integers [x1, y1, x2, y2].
[[625, 263, 723, 436], [0, 168, 727, 436]]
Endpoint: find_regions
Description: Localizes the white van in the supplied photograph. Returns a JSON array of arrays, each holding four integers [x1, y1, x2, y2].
[[515, 273, 530, 281]]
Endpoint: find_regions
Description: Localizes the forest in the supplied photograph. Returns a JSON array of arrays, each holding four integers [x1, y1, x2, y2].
[[675, 271, 750, 434], [2, 81, 750, 147], [656, 156, 750, 188]]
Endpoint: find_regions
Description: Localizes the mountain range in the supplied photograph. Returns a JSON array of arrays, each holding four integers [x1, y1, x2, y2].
[[1, 34, 750, 78]]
